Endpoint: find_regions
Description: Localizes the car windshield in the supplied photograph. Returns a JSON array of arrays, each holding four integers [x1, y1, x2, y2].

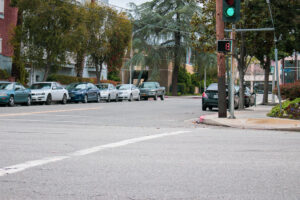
[[0, 83, 14, 90], [116, 85, 131, 90], [207, 83, 218, 91], [97, 84, 108, 89], [140, 83, 156, 89], [66, 83, 86, 90], [30, 83, 51, 89]]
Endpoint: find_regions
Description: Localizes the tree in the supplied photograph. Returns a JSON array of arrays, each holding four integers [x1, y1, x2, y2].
[[11, 0, 76, 81], [129, 0, 201, 95]]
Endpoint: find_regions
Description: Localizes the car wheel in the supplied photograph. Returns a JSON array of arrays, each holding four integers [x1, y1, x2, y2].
[[26, 96, 31, 106], [160, 94, 165, 100], [202, 105, 206, 111], [46, 94, 52, 105], [144, 97, 148, 101], [128, 94, 133, 102], [136, 94, 141, 101], [107, 95, 111, 103], [82, 95, 88, 103], [61, 94, 67, 104], [115, 95, 118, 102], [154, 94, 157, 100], [96, 94, 101, 103], [209, 106, 213, 111], [8, 95, 15, 107]]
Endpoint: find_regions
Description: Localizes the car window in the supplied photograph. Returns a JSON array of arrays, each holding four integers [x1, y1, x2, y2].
[[140, 82, 156, 89], [15, 85, 22, 91], [66, 83, 87, 90], [56, 83, 63, 89], [30, 83, 51, 89], [116, 85, 130, 90], [207, 83, 218, 91], [0, 83, 14, 90]]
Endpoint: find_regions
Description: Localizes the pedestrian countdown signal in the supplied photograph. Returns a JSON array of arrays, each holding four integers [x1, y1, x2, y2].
[[217, 40, 232, 53]]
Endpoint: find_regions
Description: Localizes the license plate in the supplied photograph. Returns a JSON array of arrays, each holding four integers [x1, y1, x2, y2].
[[213, 94, 218, 99]]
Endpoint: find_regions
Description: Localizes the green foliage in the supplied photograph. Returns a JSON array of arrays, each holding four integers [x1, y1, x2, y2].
[[178, 67, 192, 86], [47, 74, 93, 85], [177, 83, 186, 95], [275, 82, 300, 100], [108, 70, 121, 82], [267, 98, 300, 120], [0, 69, 9, 80]]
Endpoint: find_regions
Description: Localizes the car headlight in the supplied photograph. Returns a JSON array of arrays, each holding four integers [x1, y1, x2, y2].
[[0, 93, 8, 96]]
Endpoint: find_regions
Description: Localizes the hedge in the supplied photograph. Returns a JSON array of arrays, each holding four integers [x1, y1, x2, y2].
[[47, 74, 120, 86], [274, 81, 300, 100], [0, 69, 9, 80]]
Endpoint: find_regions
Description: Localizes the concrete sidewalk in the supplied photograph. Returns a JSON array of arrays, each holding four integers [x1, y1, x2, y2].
[[199, 105, 300, 132]]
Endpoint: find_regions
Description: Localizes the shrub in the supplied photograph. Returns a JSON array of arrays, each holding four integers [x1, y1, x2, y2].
[[188, 85, 195, 94], [274, 82, 300, 100], [267, 98, 300, 120], [0, 69, 9, 80], [177, 83, 186, 94]]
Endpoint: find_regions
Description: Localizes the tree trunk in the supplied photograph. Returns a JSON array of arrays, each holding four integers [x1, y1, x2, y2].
[[263, 56, 271, 105], [95, 57, 100, 84], [11, 9, 23, 81], [43, 64, 50, 81], [238, 67, 245, 109], [99, 62, 103, 84], [137, 69, 144, 86], [171, 11, 181, 96], [75, 51, 85, 78]]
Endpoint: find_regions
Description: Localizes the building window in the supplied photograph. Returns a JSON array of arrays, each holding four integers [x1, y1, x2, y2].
[[0, 38, 2, 54], [0, 0, 4, 18]]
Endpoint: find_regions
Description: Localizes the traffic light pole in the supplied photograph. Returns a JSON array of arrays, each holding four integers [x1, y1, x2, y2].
[[216, 0, 227, 118], [229, 24, 236, 119]]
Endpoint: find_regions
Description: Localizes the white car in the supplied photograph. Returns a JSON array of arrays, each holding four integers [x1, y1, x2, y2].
[[30, 82, 69, 105], [116, 84, 140, 101], [95, 83, 118, 102]]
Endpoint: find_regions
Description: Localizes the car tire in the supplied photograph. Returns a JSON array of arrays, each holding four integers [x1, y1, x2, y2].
[[154, 94, 157, 100], [82, 95, 88, 103], [209, 106, 213, 111], [107, 95, 111, 103], [96, 94, 101, 103], [46, 94, 52, 105], [128, 94, 133, 102], [8, 95, 15, 107], [115, 95, 118, 102], [136, 94, 140, 101], [202, 105, 207, 111], [160, 94, 165, 100], [144, 97, 148, 101], [61, 94, 67, 104], [25, 96, 31, 106]]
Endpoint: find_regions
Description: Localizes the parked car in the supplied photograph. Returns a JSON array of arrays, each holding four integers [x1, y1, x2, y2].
[[202, 83, 239, 111], [66, 82, 100, 103], [139, 82, 165, 100], [30, 82, 69, 105], [116, 84, 140, 101], [95, 83, 118, 102], [0, 81, 31, 106], [235, 86, 255, 107]]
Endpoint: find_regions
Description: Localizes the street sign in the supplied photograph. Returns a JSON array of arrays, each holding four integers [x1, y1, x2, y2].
[[217, 40, 232, 53]]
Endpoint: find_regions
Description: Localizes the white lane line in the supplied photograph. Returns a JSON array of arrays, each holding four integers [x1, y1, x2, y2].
[[0, 130, 190, 177]]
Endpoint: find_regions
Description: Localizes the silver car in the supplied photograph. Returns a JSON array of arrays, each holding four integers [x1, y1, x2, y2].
[[95, 83, 118, 102], [30, 82, 69, 105], [116, 84, 140, 101]]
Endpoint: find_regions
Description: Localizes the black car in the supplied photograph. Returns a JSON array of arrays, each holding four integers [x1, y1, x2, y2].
[[202, 83, 239, 111]]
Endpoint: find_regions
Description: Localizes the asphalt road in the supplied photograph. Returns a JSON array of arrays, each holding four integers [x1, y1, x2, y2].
[[0, 97, 299, 200]]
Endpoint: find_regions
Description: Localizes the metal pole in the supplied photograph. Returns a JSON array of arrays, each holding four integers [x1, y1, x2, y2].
[[272, 67, 275, 104], [129, 33, 133, 89], [275, 46, 282, 111], [204, 65, 206, 91], [229, 24, 235, 119]]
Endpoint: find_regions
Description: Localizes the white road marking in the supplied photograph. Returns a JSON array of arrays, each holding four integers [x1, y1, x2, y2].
[[0, 130, 191, 177]]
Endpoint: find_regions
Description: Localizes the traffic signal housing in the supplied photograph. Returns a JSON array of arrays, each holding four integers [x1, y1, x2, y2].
[[217, 40, 232, 53], [223, 0, 240, 23]]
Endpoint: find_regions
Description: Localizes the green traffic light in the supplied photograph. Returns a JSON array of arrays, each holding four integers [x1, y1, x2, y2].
[[226, 7, 235, 17]]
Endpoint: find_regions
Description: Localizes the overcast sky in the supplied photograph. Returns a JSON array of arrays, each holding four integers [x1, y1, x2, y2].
[[109, 0, 148, 9]]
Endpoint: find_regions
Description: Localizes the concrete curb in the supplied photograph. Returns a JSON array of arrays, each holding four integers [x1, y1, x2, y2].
[[199, 114, 300, 132]]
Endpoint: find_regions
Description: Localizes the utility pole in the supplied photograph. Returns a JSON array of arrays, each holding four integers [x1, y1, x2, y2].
[[229, 24, 236, 119], [216, 0, 227, 118]]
